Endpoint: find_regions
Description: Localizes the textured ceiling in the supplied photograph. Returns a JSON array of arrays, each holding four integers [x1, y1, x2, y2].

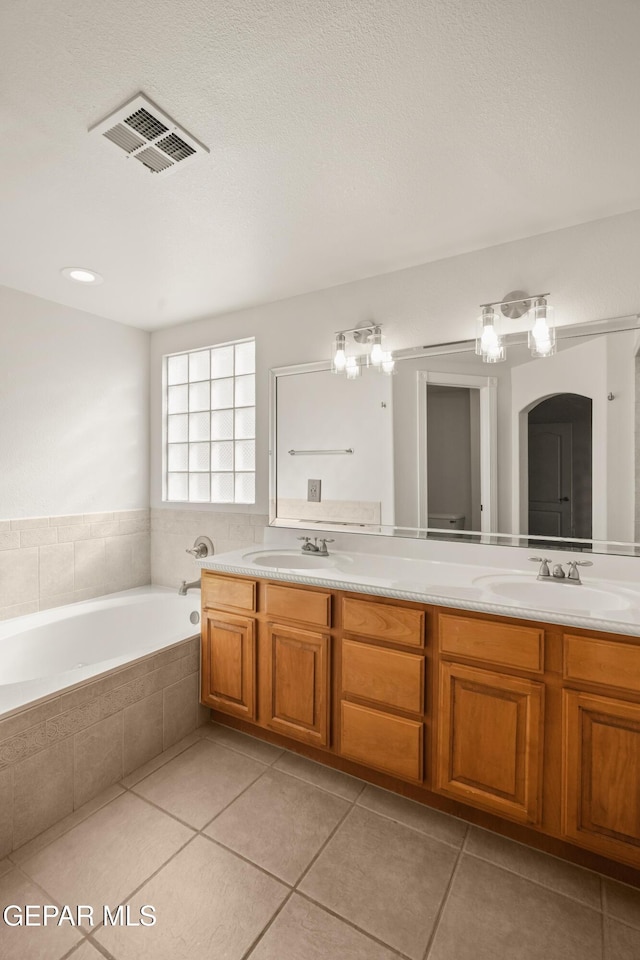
[[1, 0, 639, 330]]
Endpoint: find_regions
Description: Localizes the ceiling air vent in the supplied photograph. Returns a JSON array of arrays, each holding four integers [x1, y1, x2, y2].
[[89, 93, 208, 178]]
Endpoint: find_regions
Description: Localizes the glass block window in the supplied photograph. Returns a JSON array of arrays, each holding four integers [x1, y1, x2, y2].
[[164, 339, 255, 504]]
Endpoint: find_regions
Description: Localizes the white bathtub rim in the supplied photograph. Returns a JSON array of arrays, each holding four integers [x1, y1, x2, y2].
[[0, 587, 201, 722]]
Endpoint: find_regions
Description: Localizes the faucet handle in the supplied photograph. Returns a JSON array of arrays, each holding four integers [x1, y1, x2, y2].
[[529, 557, 551, 577], [319, 539, 335, 544], [566, 559, 593, 581], [297, 536, 312, 542]]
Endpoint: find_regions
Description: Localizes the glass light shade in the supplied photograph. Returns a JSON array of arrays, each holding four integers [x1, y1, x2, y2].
[[332, 333, 347, 373], [345, 356, 361, 379], [528, 299, 556, 358], [369, 327, 384, 367], [476, 307, 505, 363], [381, 351, 395, 374]]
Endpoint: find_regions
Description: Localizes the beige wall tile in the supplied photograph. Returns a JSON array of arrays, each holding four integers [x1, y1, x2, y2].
[[83, 512, 114, 523], [57, 523, 91, 542], [9, 517, 49, 530], [163, 673, 199, 749], [0, 768, 13, 858], [90, 520, 121, 538], [0, 547, 39, 607], [105, 535, 134, 590], [74, 713, 124, 808], [0, 531, 20, 550], [74, 538, 106, 589], [13, 738, 74, 848], [0, 600, 39, 621], [123, 692, 164, 776], [20, 527, 57, 547], [50, 514, 85, 526], [39, 541, 74, 597]]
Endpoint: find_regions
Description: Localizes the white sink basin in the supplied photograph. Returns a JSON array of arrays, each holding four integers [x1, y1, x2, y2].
[[242, 550, 340, 571], [473, 574, 634, 612]]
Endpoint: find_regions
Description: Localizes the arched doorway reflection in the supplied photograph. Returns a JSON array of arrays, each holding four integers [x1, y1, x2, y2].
[[528, 393, 592, 540]]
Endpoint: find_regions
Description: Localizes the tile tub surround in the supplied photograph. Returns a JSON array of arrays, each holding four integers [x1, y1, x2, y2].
[[0, 509, 150, 621], [0, 636, 203, 856], [151, 506, 268, 588], [1, 723, 639, 960]]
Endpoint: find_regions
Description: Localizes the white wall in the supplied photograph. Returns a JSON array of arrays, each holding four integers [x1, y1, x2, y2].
[[276, 368, 394, 523], [0, 286, 149, 519], [149, 210, 640, 556]]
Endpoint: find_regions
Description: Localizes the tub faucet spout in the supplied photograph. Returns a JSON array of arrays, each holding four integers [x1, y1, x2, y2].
[[178, 579, 201, 596]]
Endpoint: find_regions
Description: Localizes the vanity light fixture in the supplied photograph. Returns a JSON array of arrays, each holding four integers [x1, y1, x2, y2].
[[332, 323, 394, 376], [61, 267, 103, 284], [477, 291, 555, 362]]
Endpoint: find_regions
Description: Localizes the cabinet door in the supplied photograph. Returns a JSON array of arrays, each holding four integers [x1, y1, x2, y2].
[[267, 623, 330, 747], [563, 689, 640, 865], [436, 662, 544, 824], [201, 611, 256, 720]]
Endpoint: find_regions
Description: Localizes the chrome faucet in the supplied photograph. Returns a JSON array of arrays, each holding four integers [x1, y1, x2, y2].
[[178, 579, 201, 596], [529, 557, 593, 584], [297, 536, 335, 556]]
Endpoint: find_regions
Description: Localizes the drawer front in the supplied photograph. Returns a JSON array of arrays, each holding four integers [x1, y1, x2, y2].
[[342, 597, 424, 648], [202, 574, 256, 613], [564, 634, 640, 694], [439, 614, 544, 673], [265, 582, 331, 627], [340, 701, 423, 782], [342, 639, 424, 715]]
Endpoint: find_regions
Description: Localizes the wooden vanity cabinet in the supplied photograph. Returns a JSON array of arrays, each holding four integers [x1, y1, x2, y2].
[[434, 613, 545, 824], [562, 633, 640, 864], [200, 569, 640, 879], [338, 598, 426, 782]]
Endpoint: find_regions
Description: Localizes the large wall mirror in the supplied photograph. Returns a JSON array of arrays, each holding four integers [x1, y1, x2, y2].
[[270, 316, 640, 555]]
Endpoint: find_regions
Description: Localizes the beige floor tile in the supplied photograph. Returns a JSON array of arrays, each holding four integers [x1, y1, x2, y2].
[[357, 784, 467, 847], [607, 919, 640, 959], [96, 835, 287, 960], [248, 894, 401, 960], [0, 858, 13, 878], [604, 879, 640, 929], [428, 855, 603, 960], [19, 792, 193, 924], [205, 769, 350, 883], [132, 739, 266, 828], [68, 942, 105, 959], [11, 784, 124, 864], [299, 806, 458, 959], [120, 729, 203, 787], [274, 751, 365, 801], [203, 722, 284, 764], [0, 866, 82, 959], [466, 827, 601, 908]]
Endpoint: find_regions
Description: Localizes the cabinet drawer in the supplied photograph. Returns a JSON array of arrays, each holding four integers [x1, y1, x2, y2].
[[564, 634, 640, 694], [340, 701, 423, 782], [342, 639, 424, 715], [439, 614, 543, 673], [202, 573, 256, 613], [265, 582, 331, 627], [342, 597, 424, 648]]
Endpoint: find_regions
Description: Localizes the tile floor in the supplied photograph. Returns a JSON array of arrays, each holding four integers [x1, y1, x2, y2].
[[1, 722, 639, 960]]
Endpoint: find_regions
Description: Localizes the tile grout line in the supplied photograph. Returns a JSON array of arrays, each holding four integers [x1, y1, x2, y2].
[[461, 848, 606, 915], [421, 824, 470, 960], [294, 890, 412, 960]]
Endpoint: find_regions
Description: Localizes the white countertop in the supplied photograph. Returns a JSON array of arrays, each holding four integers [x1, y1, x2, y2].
[[199, 545, 640, 639]]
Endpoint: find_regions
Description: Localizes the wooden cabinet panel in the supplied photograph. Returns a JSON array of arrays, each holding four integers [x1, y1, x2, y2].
[[201, 611, 255, 719], [202, 573, 256, 613], [340, 701, 423, 782], [439, 614, 544, 673], [563, 690, 640, 865], [267, 623, 330, 747], [436, 662, 544, 823], [564, 635, 640, 695], [265, 583, 331, 627], [342, 639, 424, 715], [342, 597, 424, 648]]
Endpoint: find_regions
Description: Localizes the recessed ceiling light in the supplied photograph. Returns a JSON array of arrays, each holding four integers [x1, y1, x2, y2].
[[61, 267, 103, 284]]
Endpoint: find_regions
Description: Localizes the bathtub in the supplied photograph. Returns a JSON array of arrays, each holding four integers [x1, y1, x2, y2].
[[0, 586, 205, 855], [0, 586, 200, 718]]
